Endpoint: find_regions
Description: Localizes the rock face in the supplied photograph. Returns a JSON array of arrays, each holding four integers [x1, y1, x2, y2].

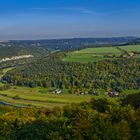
[[0, 55, 34, 63]]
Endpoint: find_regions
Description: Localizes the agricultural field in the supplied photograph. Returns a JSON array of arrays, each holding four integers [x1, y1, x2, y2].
[[0, 86, 93, 108], [63, 45, 140, 63], [120, 45, 140, 52], [0, 86, 139, 108]]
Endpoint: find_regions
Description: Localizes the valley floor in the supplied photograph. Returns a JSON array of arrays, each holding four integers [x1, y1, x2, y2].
[[0, 86, 93, 108], [0, 86, 139, 108]]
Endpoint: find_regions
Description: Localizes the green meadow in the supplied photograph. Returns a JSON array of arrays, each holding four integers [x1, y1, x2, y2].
[[63, 45, 140, 63], [120, 45, 140, 52], [0, 86, 93, 108], [0, 86, 139, 108]]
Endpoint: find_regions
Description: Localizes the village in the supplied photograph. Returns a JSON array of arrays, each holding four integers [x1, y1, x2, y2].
[[105, 51, 140, 59], [49, 87, 122, 98]]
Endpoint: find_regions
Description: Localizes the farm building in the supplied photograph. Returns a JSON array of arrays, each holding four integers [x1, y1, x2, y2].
[[108, 91, 121, 97], [50, 88, 62, 94]]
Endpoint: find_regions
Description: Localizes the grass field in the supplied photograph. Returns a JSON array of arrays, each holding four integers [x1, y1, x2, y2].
[[119, 45, 140, 52], [63, 45, 140, 63], [0, 86, 93, 108], [123, 89, 140, 95], [0, 86, 139, 108]]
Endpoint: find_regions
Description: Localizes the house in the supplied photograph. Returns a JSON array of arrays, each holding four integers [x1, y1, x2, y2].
[[55, 89, 62, 94], [128, 52, 135, 57], [108, 91, 120, 97], [80, 92, 85, 95], [50, 88, 62, 94]]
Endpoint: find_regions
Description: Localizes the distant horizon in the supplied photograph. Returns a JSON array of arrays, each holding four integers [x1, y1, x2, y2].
[[0, 36, 139, 42], [0, 33, 140, 41]]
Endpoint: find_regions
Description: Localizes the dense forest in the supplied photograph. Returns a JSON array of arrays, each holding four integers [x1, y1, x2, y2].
[[3, 56, 140, 94], [0, 93, 140, 140]]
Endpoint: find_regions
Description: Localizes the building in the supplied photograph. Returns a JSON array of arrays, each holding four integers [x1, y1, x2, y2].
[[108, 91, 120, 97]]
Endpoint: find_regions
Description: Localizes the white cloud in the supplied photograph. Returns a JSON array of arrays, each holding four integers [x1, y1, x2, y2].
[[30, 7, 95, 14], [63, 7, 94, 14]]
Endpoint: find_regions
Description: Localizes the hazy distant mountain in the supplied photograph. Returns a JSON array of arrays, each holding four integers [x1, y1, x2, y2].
[[8, 37, 137, 51], [131, 38, 140, 44]]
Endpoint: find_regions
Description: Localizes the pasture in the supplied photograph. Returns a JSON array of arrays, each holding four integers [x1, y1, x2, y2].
[[0, 86, 93, 108], [0, 86, 139, 108], [120, 45, 140, 52], [63, 45, 140, 63]]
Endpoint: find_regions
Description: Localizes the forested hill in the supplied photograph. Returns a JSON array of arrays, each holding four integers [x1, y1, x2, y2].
[[0, 45, 49, 59], [8, 37, 137, 51], [3, 57, 140, 92]]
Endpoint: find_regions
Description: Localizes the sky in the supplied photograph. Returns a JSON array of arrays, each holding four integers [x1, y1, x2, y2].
[[0, 0, 140, 40]]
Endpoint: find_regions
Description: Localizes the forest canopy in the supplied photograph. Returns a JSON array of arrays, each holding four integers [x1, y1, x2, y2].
[[3, 57, 140, 94], [0, 93, 140, 140]]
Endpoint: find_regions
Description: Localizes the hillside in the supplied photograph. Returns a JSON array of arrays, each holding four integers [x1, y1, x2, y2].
[[6, 37, 137, 51], [3, 57, 139, 93], [63, 45, 140, 63], [0, 45, 49, 59]]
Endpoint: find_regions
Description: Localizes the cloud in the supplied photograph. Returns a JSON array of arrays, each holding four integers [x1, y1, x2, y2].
[[30, 7, 95, 14], [63, 7, 94, 14]]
